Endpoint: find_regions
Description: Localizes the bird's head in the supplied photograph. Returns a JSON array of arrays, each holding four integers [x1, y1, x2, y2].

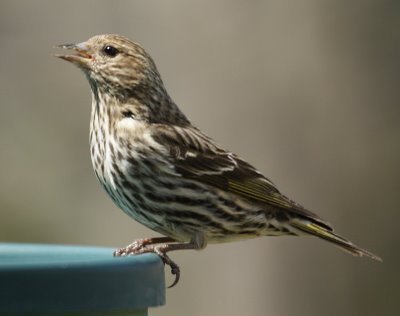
[[56, 34, 165, 99], [56, 34, 189, 125]]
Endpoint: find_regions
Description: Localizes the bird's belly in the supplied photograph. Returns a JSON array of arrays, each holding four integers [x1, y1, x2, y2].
[[90, 136, 290, 242]]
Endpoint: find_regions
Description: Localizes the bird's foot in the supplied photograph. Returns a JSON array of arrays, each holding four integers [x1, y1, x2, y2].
[[113, 237, 181, 287], [113, 238, 148, 256], [113, 237, 177, 256]]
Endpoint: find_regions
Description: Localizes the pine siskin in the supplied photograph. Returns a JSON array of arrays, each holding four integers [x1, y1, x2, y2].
[[56, 34, 381, 287]]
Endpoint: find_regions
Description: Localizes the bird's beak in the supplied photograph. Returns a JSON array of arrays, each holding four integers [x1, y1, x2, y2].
[[55, 42, 93, 69]]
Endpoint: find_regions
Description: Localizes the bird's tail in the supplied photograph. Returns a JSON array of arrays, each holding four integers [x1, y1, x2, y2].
[[290, 219, 382, 261]]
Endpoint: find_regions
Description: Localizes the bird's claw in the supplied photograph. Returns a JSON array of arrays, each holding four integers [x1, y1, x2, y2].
[[154, 248, 180, 288], [113, 241, 181, 288], [167, 262, 180, 288]]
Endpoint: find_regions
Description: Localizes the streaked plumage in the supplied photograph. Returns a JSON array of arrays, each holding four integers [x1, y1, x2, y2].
[[57, 34, 381, 287]]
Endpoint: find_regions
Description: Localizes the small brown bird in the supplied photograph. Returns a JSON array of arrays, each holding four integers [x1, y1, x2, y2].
[[57, 34, 381, 287]]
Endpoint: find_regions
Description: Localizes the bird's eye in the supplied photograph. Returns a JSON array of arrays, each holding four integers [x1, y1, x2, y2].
[[103, 45, 119, 57]]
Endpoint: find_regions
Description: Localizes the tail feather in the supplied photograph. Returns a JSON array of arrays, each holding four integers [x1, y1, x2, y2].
[[291, 219, 382, 262]]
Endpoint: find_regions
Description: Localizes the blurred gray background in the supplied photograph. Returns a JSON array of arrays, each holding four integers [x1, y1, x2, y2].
[[1, 1, 399, 315]]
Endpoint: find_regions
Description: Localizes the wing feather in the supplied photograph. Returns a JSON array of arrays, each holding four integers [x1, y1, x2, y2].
[[152, 125, 331, 230]]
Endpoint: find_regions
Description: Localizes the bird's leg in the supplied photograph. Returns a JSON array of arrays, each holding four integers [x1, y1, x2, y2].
[[114, 234, 206, 287], [132, 240, 204, 288], [113, 237, 176, 256]]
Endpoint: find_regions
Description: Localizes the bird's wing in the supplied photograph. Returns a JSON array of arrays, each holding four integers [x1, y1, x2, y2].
[[153, 126, 331, 229]]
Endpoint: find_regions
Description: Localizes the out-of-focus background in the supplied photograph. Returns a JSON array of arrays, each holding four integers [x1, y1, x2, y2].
[[1, 1, 399, 315]]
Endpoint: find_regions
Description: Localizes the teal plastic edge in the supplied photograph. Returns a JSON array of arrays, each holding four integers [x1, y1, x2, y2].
[[0, 243, 166, 314]]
